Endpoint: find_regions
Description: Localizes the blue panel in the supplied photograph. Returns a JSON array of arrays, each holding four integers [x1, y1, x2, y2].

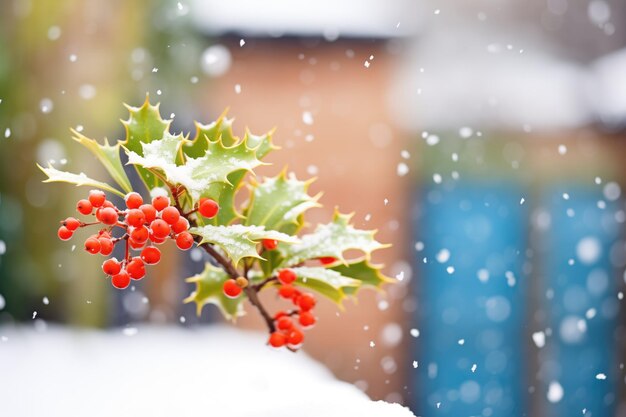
[[542, 186, 620, 417], [411, 182, 527, 417]]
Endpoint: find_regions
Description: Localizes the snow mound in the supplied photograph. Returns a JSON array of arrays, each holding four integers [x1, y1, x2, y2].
[[0, 325, 415, 417]]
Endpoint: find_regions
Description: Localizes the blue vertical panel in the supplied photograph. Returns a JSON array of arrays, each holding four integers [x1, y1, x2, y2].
[[543, 186, 620, 417], [412, 182, 527, 417]]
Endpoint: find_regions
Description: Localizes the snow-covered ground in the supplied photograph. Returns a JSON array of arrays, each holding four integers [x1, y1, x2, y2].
[[0, 325, 415, 417]]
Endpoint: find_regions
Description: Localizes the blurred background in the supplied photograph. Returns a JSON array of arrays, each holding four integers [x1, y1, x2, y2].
[[1, 0, 626, 415]]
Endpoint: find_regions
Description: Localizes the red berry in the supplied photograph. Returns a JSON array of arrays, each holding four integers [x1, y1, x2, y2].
[[319, 256, 336, 265], [223, 279, 242, 298], [278, 268, 297, 285], [175, 231, 194, 250], [160, 206, 180, 225], [130, 226, 149, 243], [150, 219, 170, 239], [139, 204, 157, 223], [141, 247, 161, 265], [287, 328, 304, 348], [299, 311, 316, 328], [99, 237, 114, 255], [278, 284, 296, 299], [149, 231, 166, 244], [129, 239, 145, 249], [102, 200, 115, 208], [152, 195, 170, 212], [127, 258, 146, 280], [98, 207, 118, 225], [102, 258, 121, 276], [88, 190, 106, 208], [276, 316, 293, 331], [198, 198, 219, 218], [172, 217, 189, 234], [126, 209, 146, 227], [298, 293, 316, 311], [76, 199, 93, 215], [125, 192, 143, 209], [274, 310, 288, 320], [63, 217, 81, 231], [111, 270, 131, 289], [57, 226, 73, 241], [84, 237, 101, 254], [262, 239, 278, 250], [269, 332, 287, 348]]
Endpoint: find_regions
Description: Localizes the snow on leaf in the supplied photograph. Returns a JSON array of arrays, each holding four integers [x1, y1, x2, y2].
[[71, 130, 132, 193], [190, 224, 298, 265], [330, 258, 394, 289], [245, 170, 321, 234], [37, 163, 125, 197], [290, 266, 361, 305], [184, 262, 244, 321], [280, 210, 389, 266], [127, 131, 265, 201], [121, 96, 171, 189]]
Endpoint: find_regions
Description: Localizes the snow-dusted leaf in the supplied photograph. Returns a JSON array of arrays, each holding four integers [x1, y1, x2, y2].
[[37, 163, 125, 197], [190, 224, 298, 265], [121, 97, 171, 189], [184, 262, 244, 321], [330, 258, 393, 289], [245, 170, 321, 233], [127, 133, 264, 201], [71, 129, 132, 193], [290, 266, 361, 305], [281, 210, 389, 266]]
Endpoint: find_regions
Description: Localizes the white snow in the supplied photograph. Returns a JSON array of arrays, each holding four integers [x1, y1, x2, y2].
[[547, 381, 564, 403], [0, 326, 415, 417], [532, 331, 546, 348], [576, 237, 602, 265]]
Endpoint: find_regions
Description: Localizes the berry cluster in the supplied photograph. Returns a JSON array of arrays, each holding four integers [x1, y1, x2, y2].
[[268, 268, 317, 349], [57, 189, 220, 289]]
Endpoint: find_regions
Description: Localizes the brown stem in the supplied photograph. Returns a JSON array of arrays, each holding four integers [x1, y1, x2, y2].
[[172, 186, 277, 334]]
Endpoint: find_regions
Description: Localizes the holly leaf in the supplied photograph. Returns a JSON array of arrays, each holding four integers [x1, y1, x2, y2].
[[208, 130, 278, 226], [183, 112, 237, 158], [121, 96, 171, 189], [281, 210, 389, 266], [71, 130, 132, 194], [37, 163, 126, 197], [190, 224, 298, 265], [126, 133, 264, 201], [245, 170, 321, 234], [184, 262, 244, 321], [290, 266, 361, 305], [330, 258, 393, 289]]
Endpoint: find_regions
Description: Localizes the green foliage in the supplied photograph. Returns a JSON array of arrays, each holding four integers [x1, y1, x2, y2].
[[280, 210, 389, 267], [37, 163, 127, 197], [190, 225, 297, 265], [39, 98, 392, 321], [184, 262, 244, 320]]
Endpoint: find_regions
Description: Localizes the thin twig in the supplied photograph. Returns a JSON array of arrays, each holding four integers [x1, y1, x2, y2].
[[171, 185, 277, 334]]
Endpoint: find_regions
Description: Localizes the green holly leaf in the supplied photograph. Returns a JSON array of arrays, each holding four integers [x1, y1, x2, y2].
[[281, 210, 389, 266], [71, 129, 132, 194], [245, 170, 321, 234], [330, 258, 394, 289], [184, 262, 244, 320], [37, 163, 126, 197], [290, 266, 361, 305], [190, 224, 298, 265], [121, 96, 171, 189], [126, 133, 265, 201]]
